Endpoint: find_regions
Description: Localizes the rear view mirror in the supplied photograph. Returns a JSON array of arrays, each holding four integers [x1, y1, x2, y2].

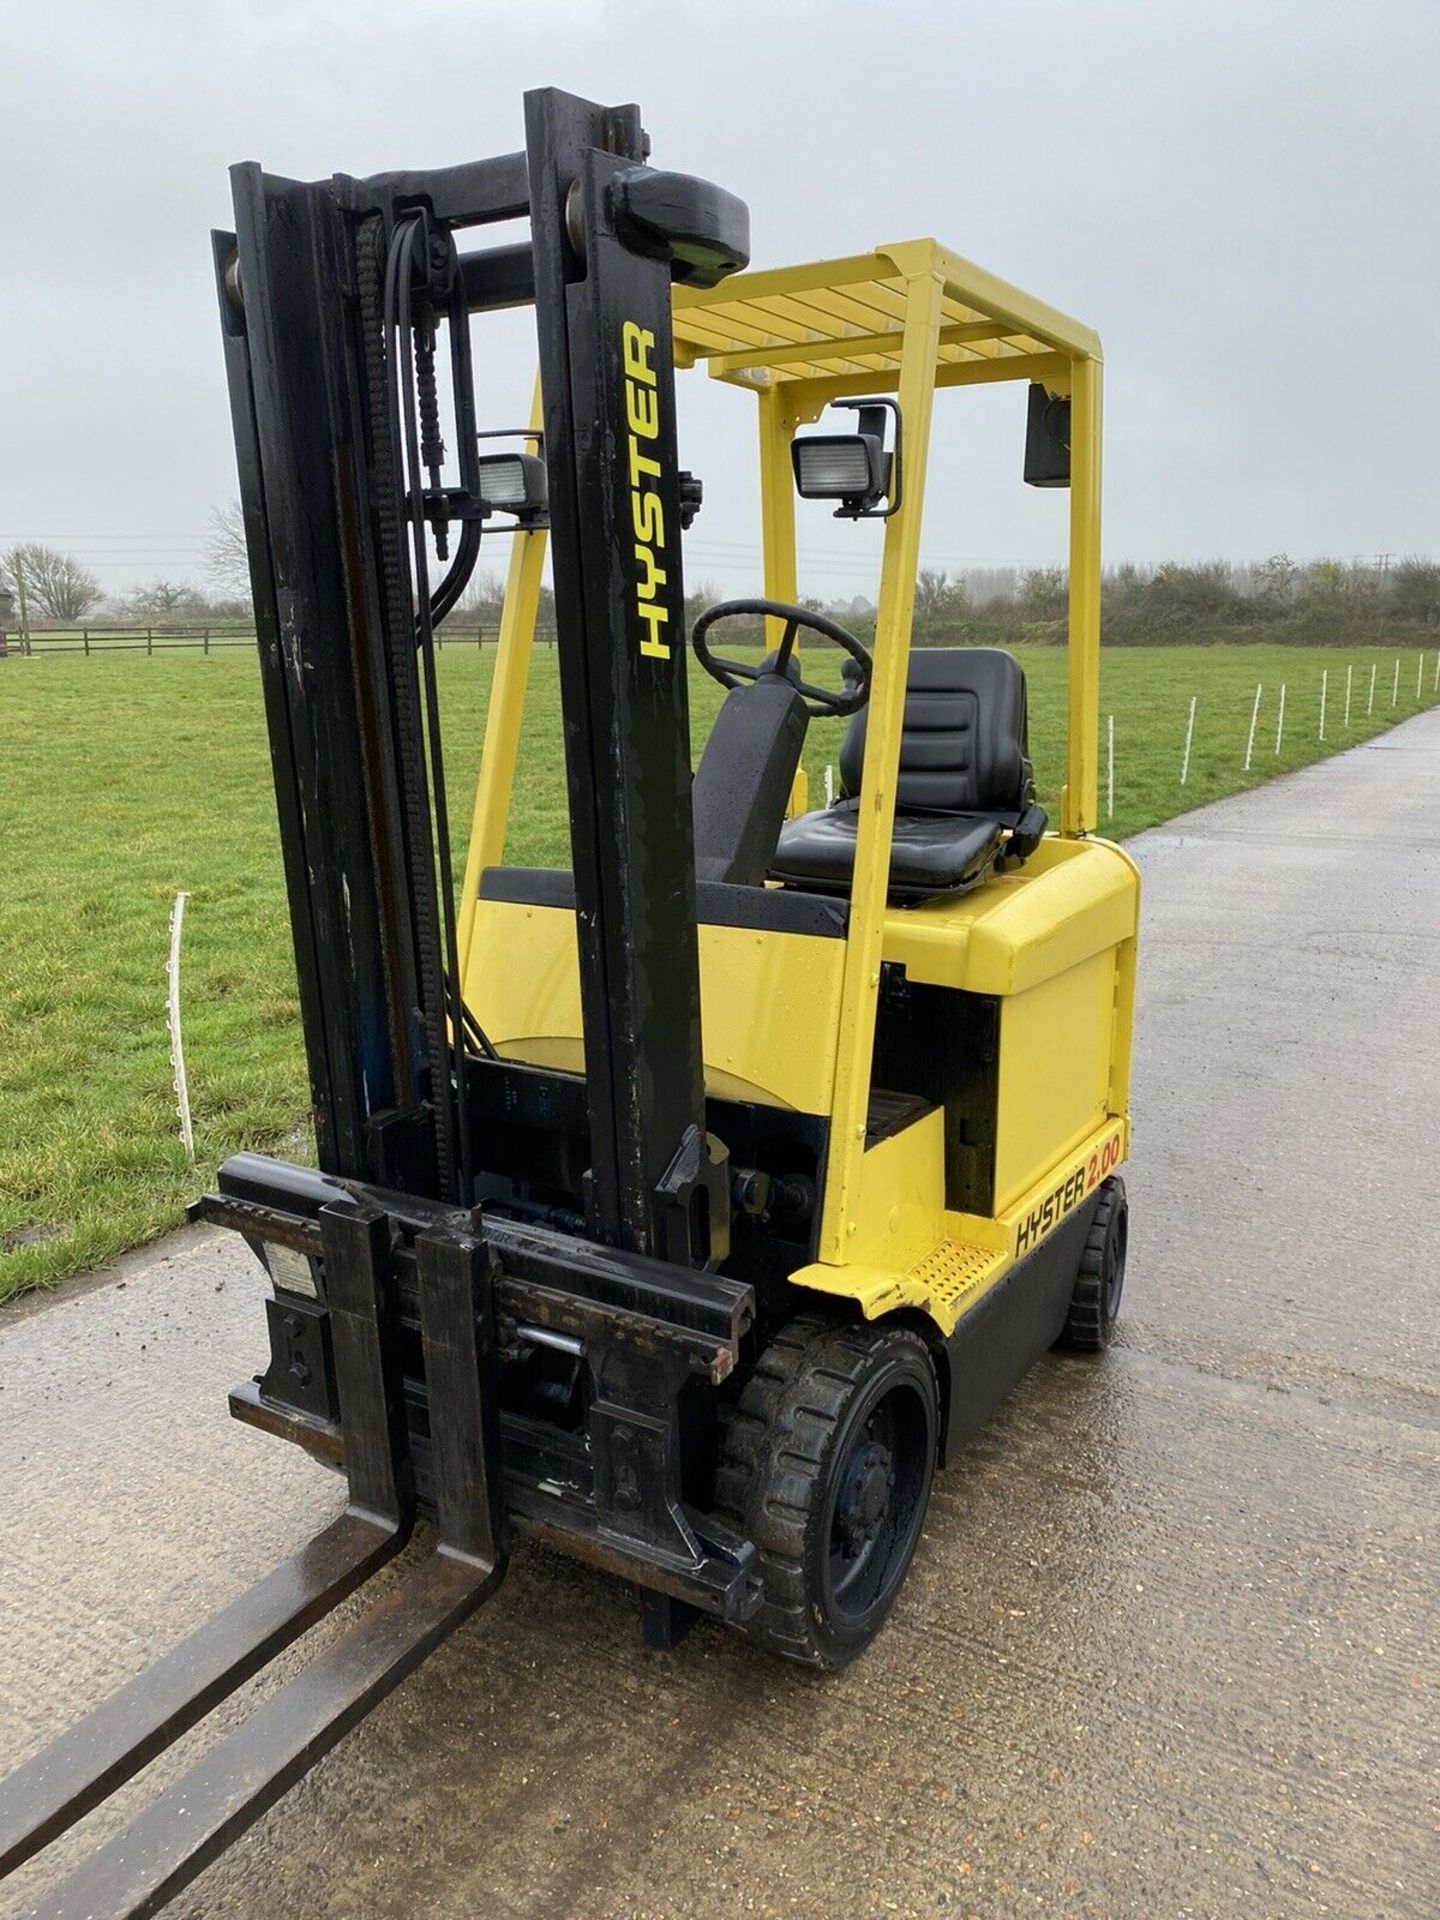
[[1024, 383, 1070, 487]]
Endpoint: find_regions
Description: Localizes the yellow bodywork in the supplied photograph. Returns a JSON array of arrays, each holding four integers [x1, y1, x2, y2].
[[460, 238, 1138, 1343]]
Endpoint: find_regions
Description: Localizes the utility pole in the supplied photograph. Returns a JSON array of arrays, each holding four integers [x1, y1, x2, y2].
[[14, 552, 32, 655]]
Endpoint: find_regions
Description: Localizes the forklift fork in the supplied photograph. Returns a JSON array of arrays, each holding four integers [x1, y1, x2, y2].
[[0, 1205, 507, 1920]]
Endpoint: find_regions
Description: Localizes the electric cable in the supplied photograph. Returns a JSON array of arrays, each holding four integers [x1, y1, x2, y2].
[[381, 216, 497, 1209], [393, 219, 478, 1199], [427, 259, 485, 627]]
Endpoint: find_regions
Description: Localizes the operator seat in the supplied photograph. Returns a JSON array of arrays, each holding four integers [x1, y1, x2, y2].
[[770, 647, 1047, 901], [691, 652, 808, 886]]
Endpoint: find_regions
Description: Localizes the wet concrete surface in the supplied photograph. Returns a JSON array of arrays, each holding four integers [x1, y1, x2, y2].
[[3, 711, 1438, 1919]]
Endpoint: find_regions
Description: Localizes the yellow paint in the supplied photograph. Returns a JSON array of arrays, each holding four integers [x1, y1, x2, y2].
[[457, 376, 547, 974], [1064, 355, 1103, 834], [993, 948, 1115, 1214], [756, 384, 810, 820], [671, 240, 1101, 382], [789, 1114, 1126, 1337], [878, 836, 1137, 997], [757, 385, 800, 648], [846, 1107, 947, 1271], [817, 268, 944, 1264], [1106, 861, 1141, 1120], [622, 321, 672, 661], [465, 896, 848, 1115]]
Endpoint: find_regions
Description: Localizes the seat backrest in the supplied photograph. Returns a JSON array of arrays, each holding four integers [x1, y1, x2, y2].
[[692, 670, 809, 884], [838, 647, 1030, 814]]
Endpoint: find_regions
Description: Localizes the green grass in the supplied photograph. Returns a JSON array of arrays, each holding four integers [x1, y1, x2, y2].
[[2, 640, 1434, 1303]]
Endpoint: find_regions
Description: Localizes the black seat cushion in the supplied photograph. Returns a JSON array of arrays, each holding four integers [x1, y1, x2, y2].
[[769, 801, 1003, 899], [772, 648, 1041, 902]]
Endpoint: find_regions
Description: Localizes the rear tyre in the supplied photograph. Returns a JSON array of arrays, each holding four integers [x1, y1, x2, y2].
[[715, 1314, 938, 1669], [1059, 1174, 1127, 1350]]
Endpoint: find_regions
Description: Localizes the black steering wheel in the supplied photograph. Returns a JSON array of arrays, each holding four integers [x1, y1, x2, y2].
[[691, 598, 872, 718]]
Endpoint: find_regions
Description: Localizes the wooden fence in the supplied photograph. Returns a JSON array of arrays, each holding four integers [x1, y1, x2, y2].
[[2, 624, 559, 657]]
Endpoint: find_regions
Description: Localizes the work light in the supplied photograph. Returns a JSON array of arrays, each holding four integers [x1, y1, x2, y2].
[[474, 451, 548, 521], [793, 436, 884, 501], [790, 398, 901, 519]]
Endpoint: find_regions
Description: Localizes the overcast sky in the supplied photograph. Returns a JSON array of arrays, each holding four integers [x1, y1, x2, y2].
[[4, 0, 1437, 604]]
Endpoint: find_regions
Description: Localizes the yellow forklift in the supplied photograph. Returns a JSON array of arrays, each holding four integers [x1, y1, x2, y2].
[[460, 232, 1138, 1667], [0, 88, 1137, 1918]]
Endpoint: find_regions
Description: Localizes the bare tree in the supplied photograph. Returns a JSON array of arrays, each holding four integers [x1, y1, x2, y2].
[[683, 577, 724, 627], [204, 501, 252, 596], [453, 568, 506, 625], [124, 579, 202, 618], [1251, 552, 1298, 613], [0, 543, 103, 621], [446, 568, 558, 635]]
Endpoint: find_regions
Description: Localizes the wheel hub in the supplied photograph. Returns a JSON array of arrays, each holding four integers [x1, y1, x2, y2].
[[836, 1438, 895, 1553]]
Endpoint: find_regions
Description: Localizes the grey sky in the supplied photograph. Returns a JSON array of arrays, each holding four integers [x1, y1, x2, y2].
[[4, 0, 1437, 604]]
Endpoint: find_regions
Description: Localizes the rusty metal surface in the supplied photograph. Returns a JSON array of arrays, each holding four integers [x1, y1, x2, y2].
[[3, 712, 1439, 1918], [196, 1185, 753, 1378]]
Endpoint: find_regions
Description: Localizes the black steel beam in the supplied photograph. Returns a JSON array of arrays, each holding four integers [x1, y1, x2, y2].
[[321, 1202, 416, 1518], [458, 240, 536, 312], [522, 87, 714, 1261], [339, 151, 530, 227], [206, 1153, 756, 1346], [415, 1230, 507, 1569], [217, 173, 436, 1183]]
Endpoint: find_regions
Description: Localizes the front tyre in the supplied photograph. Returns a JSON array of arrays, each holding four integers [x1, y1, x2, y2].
[[715, 1315, 938, 1669]]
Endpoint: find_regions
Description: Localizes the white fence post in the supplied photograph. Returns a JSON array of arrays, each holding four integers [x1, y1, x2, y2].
[[1274, 683, 1287, 755], [1392, 657, 1400, 707], [1418, 655, 1425, 701], [823, 764, 835, 806], [1180, 695, 1196, 786], [1318, 669, 1327, 742], [1106, 713, 1114, 820], [1244, 684, 1263, 771], [167, 892, 195, 1167], [1344, 664, 1353, 726], [1368, 663, 1377, 715]]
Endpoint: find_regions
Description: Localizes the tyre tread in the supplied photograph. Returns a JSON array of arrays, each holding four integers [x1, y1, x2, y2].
[[716, 1313, 934, 1668], [1058, 1175, 1127, 1351]]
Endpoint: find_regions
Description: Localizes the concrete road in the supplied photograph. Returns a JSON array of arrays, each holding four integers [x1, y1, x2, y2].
[[3, 712, 1438, 1920]]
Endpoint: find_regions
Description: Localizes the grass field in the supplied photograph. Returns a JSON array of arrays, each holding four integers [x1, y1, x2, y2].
[[1, 639, 1435, 1303]]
